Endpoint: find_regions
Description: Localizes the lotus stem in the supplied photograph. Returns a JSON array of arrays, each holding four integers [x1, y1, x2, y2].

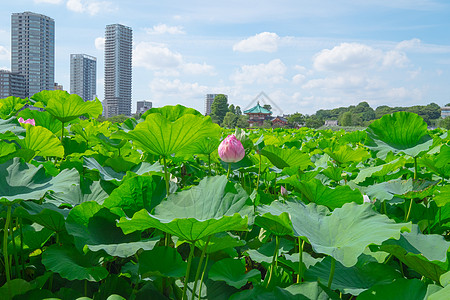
[[60, 122, 64, 142], [10, 217, 20, 279], [193, 236, 211, 300], [414, 157, 418, 181], [297, 237, 304, 283], [198, 254, 210, 300], [256, 153, 262, 190], [163, 156, 170, 196], [327, 257, 336, 289], [266, 235, 280, 288], [405, 199, 413, 222], [182, 243, 195, 300], [3, 205, 12, 283], [208, 153, 211, 176], [226, 163, 231, 179]]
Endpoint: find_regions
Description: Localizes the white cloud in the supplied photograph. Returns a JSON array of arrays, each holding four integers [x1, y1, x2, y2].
[[233, 32, 280, 53], [313, 43, 383, 72], [0, 46, 9, 60], [302, 75, 385, 91], [133, 42, 182, 70], [66, 0, 115, 15], [396, 38, 421, 50], [182, 63, 216, 75], [34, 0, 63, 4], [382, 50, 409, 68], [145, 24, 185, 35], [150, 78, 208, 101], [292, 74, 306, 84], [95, 37, 105, 50], [231, 59, 287, 85]]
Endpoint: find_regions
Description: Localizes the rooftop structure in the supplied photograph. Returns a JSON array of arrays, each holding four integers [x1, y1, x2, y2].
[[244, 102, 272, 127]]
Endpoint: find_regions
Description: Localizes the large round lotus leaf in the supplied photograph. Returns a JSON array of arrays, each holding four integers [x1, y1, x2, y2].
[[258, 200, 410, 267], [103, 175, 166, 217], [42, 244, 108, 282], [305, 256, 401, 295], [141, 104, 203, 121], [0, 117, 25, 139], [138, 246, 187, 278], [283, 177, 363, 209], [18, 125, 64, 159], [260, 145, 312, 170], [208, 258, 261, 289], [366, 111, 432, 158], [357, 278, 427, 300], [14, 201, 69, 232], [124, 111, 221, 158], [323, 145, 370, 166], [0, 96, 28, 119], [32, 90, 103, 123], [373, 224, 450, 282], [0, 158, 79, 204], [118, 176, 253, 241]]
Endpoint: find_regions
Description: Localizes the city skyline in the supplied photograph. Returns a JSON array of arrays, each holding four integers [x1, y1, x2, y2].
[[70, 53, 96, 101], [0, 1, 449, 115]]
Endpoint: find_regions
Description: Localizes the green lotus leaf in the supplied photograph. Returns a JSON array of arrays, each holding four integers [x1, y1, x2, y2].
[[357, 278, 427, 300], [83, 157, 162, 181], [324, 145, 370, 166], [138, 246, 187, 278], [434, 185, 450, 207], [353, 158, 406, 184], [339, 130, 368, 145], [103, 175, 166, 217], [0, 158, 79, 204], [0, 96, 28, 118], [0, 141, 16, 157], [366, 111, 432, 158], [141, 104, 203, 121], [209, 258, 261, 289], [321, 165, 344, 182], [0, 117, 25, 139], [14, 201, 69, 232], [88, 237, 161, 258], [284, 177, 363, 209], [18, 108, 62, 134], [194, 232, 246, 254], [256, 206, 294, 236], [261, 201, 410, 267], [8, 223, 53, 254], [18, 125, 64, 159], [46, 179, 111, 208], [118, 176, 253, 241], [421, 144, 450, 178], [247, 237, 294, 264], [305, 256, 402, 295], [97, 133, 127, 149], [124, 112, 221, 158], [33, 90, 103, 123], [42, 244, 108, 282], [260, 145, 313, 170], [0, 279, 35, 299], [229, 282, 339, 300], [179, 136, 221, 157], [373, 224, 450, 282]]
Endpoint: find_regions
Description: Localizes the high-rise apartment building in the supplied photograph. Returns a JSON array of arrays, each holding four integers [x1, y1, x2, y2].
[[205, 94, 228, 115], [11, 12, 55, 98], [104, 24, 132, 117], [70, 54, 97, 101], [0, 70, 26, 99]]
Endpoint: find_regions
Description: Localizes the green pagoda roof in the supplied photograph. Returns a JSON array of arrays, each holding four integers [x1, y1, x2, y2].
[[244, 102, 272, 114]]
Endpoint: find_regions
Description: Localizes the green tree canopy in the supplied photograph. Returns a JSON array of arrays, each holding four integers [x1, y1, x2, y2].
[[222, 111, 238, 128], [210, 94, 229, 125]]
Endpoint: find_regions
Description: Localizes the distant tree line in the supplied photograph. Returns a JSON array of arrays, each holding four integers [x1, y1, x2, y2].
[[315, 101, 442, 126], [210, 94, 249, 128]]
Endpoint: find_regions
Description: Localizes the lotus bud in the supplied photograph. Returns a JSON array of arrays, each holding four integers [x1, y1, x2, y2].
[[218, 134, 245, 163], [18, 117, 35, 126], [280, 185, 288, 196]]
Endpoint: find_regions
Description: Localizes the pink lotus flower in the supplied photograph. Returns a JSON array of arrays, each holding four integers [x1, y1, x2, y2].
[[218, 134, 245, 163], [18, 117, 35, 126], [281, 186, 288, 196]]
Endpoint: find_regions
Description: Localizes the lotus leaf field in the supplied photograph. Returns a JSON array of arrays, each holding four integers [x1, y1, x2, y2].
[[0, 91, 449, 300]]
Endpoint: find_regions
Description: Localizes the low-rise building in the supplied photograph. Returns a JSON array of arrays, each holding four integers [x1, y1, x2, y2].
[[0, 70, 27, 99], [136, 100, 152, 115], [244, 102, 272, 127], [441, 106, 450, 118]]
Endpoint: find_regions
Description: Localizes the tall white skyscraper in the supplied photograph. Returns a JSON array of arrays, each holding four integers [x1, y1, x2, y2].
[[104, 24, 132, 117], [11, 11, 55, 97], [70, 54, 97, 101]]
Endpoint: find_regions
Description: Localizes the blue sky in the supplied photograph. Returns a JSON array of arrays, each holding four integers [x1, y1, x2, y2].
[[1, 0, 449, 116]]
